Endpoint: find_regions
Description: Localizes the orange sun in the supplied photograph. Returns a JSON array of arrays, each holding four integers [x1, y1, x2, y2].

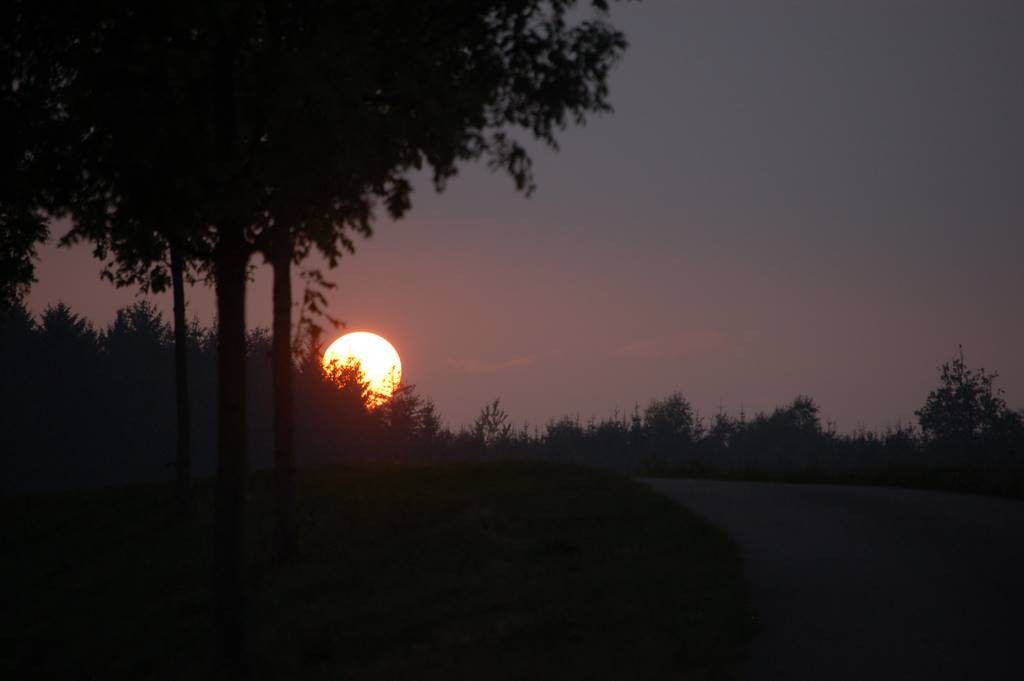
[[322, 331, 402, 407]]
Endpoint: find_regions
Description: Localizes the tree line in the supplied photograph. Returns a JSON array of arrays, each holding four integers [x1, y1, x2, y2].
[[0, 300, 442, 491], [466, 348, 1024, 496], [5, 302, 1021, 498]]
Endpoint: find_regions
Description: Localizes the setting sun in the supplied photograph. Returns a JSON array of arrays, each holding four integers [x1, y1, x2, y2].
[[322, 332, 402, 407]]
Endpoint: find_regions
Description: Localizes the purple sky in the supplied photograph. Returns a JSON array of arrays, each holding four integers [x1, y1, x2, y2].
[[27, 1, 1024, 430]]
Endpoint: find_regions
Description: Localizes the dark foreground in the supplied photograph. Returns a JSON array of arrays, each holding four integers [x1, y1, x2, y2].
[[4, 462, 750, 680], [644, 479, 1024, 680]]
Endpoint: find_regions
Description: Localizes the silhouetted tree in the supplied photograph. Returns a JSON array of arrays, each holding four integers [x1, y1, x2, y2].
[[0, 2, 78, 314], [66, 232, 205, 508], [15, 5, 263, 664], [12, 0, 632, 665], [1, 301, 39, 488], [474, 399, 514, 451], [591, 417, 631, 470], [103, 301, 169, 363], [379, 385, 423, 457], [37, 304, 105, 470], [39, 302, 99, 358], [250, 0, 634, 559], [102, 302, 175, 467], [916, 347, 1023, 458], [730, 396, 824, 469], [705, 410, 740, 449], [413, 398, 447, 459], [545, 417, 584, 459], [643, 393, 702, 464], [0, 214, 47, 316]]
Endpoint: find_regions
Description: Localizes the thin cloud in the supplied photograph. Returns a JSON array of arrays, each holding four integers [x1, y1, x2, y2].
[[614, 330, 732, 360], [444, 355, 535, 374]]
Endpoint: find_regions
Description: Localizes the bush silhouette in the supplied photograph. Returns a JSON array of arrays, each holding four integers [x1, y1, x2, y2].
[[916, 347, 1023, 460]]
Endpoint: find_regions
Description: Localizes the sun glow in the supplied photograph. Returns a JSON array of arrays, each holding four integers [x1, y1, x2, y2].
[[322, 331, 402, 407]]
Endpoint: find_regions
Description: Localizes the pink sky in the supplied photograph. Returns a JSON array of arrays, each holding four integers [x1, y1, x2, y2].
[[26, 1, 1024, 430]]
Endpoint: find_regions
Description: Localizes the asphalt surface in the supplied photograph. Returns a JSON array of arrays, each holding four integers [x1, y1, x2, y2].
[[642, 479, 1024, 680]]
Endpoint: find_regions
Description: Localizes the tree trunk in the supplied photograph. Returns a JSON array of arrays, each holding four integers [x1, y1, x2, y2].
[[170, 242, 192, 510], [270, 236, 296, 559], [214, 234, 248, 673]]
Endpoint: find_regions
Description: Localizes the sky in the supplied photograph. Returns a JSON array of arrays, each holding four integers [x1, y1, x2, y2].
[[27, 0, 1024, 430]]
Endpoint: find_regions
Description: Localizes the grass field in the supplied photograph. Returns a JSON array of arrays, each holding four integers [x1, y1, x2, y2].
[[3, 461, 752, 680]]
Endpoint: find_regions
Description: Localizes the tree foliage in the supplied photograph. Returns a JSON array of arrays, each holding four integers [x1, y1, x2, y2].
[[0, 1, 71, 312], [643, 392, 703, 452], [473, 399, 514, 448], [916, 347, 1023, 454]]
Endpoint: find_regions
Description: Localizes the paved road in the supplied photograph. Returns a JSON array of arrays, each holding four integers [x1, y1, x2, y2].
[[643, 479, 1024, 680]]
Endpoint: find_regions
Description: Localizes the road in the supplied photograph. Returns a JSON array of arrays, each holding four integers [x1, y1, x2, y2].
[[642, 479, 1024, 680]]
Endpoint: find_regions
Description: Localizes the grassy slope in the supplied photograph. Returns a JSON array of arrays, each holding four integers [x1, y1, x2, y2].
[[3, 461, 752, 680]]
